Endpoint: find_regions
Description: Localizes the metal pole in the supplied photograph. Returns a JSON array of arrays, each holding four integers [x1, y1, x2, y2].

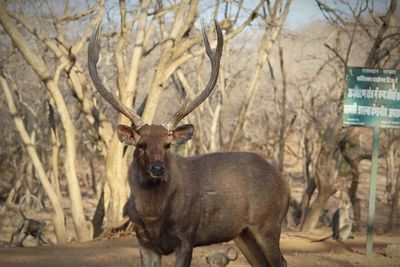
[[366, 126, 380, 256]]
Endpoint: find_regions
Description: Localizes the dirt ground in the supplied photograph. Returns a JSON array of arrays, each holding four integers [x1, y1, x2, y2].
[[0, 229, 399, 267], [1, 139, 399, 267]]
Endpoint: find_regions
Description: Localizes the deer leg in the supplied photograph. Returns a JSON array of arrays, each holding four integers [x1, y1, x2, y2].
[[251, 228, 286, 267], [234, 228, 268, 267], [139, 245, 161, 267], [174, 240, 193, 267]]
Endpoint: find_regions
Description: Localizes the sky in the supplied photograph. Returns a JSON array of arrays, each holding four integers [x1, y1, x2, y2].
[[284, 0, 399, 30], [285, 0, 324, 29], [196, 0, 325, 31]]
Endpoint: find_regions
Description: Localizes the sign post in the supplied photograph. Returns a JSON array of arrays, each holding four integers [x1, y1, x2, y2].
[[366, 126, 379, 256], [343, 67, 399, 256]]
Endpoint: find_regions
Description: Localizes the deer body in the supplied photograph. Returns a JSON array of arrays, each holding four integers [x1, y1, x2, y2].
[[89, 20, 288, 267], [128, 151, 288, 253]]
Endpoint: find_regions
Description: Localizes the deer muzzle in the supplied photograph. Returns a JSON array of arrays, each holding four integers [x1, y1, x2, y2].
[[148, 161, 166, 178]]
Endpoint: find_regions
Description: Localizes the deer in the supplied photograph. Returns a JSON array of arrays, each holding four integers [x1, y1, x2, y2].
[[88, 20, 289, 267]]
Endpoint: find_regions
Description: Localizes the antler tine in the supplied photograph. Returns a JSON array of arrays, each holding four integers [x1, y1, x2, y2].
[[164, 20, 224, 131], [88, 22, 145, 130], [202, 22, 213, 60]]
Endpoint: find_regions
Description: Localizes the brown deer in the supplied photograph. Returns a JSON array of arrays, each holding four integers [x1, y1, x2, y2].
[[88, 20, 289, 267]]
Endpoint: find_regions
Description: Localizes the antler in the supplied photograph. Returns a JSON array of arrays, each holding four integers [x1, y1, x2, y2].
[[88, 22, 145, 130], [164, 20, 224, 131]]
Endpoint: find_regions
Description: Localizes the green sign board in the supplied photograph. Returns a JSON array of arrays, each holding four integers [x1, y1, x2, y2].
[[343, 67, 400, 255], [343, 67, 400, 128]]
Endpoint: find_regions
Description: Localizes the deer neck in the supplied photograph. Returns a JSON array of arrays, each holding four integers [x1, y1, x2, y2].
[[130, 159, 175, 220]]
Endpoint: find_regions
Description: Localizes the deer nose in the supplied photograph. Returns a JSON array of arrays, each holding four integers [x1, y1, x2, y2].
[[149, 162, 166, 177]]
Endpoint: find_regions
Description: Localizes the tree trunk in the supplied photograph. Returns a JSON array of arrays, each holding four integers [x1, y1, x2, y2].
[[104, 135, 130, 227], [48, 101, 62, 203], [348, 170, 362, 232], [276, 45, 287, 172], [6, 172, 23, 206], [301, 186, 335, 232], [92, 191, 105, 238], [299, 177, 316, 228], [385, 154, 400, 232], [227, 32, 269, 150], [99, 0, 152, 228], [301, 121, 342, 232], [364, 0, 398, 67], [344, 155, 362, 232]]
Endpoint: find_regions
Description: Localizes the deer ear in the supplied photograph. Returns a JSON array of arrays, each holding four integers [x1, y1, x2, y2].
[[117, 125, 138, 146], [171, 124, 194, 145]]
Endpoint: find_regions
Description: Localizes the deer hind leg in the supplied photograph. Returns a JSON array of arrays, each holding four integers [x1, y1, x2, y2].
[[250, 227, 287, 267], [234, 228, 268, 267]]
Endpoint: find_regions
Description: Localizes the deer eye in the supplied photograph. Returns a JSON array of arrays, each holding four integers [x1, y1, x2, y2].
[[164, 143, 171, 149], [136, 142, 146, 149]]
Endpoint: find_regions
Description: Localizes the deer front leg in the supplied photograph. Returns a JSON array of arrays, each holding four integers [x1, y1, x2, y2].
[[174, 240, 193, 267], [139, 245, 161, 267]]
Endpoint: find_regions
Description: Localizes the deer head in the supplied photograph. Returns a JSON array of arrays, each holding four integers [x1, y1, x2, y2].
[[88, 20, 223, 180]]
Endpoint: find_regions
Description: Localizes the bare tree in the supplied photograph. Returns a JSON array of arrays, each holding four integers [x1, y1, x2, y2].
[[301, 0, 399, 232], [0, 71, 67, 244], [0, 2, 93, 241], [226, 0, 292, 150]]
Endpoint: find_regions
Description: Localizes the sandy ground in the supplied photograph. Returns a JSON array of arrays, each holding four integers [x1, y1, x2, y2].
[[0, 230, 399, 267]]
